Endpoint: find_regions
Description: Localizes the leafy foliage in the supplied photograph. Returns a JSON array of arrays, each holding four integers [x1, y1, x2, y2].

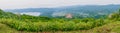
[[108, 9, 120, 21]]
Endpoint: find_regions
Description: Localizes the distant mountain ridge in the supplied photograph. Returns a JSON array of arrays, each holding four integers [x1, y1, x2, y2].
[[4, 4, 120, 18]]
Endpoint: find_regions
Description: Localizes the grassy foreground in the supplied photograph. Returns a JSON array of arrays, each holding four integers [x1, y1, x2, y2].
[[1, 21, 120, 33], [0, 18, 107, 32]]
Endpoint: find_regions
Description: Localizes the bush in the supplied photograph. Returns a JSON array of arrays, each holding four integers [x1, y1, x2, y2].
[[0, 18, 105, 32]]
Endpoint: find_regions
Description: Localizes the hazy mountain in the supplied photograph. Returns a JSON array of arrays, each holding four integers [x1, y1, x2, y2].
[[4, 4, 120, 18]]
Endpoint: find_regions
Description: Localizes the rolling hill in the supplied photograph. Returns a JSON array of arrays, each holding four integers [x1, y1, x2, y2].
[[4, 4, 120, 18]]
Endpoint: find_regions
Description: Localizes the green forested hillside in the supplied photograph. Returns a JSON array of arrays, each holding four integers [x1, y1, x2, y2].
[[5, 5, 120, 18], [0, 9, 120, 33]]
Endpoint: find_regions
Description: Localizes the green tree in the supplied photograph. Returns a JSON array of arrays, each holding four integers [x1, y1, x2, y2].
[[119, 9, 120, 14], [109, 9, 120, 20], [0, 9, 2, 11]]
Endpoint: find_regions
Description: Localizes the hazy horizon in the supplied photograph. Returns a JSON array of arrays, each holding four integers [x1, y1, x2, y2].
[[0, 0, 120, 9]]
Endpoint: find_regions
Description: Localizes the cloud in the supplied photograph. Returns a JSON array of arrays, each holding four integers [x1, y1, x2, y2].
[[20, 12, 41, 16]]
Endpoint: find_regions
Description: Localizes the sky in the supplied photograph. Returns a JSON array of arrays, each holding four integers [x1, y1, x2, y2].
[[0, 0, 120, 9]]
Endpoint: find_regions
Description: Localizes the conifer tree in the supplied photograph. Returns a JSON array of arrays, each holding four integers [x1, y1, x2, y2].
[[119, 9, 120, 14]]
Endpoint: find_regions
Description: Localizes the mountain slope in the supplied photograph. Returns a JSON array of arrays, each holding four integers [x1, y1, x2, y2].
[[0, 8, 120, 33], [4, 5, 120, 18]]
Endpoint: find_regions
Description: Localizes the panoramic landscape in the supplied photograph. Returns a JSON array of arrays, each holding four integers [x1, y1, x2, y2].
[[0, 0, 120, 33]]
